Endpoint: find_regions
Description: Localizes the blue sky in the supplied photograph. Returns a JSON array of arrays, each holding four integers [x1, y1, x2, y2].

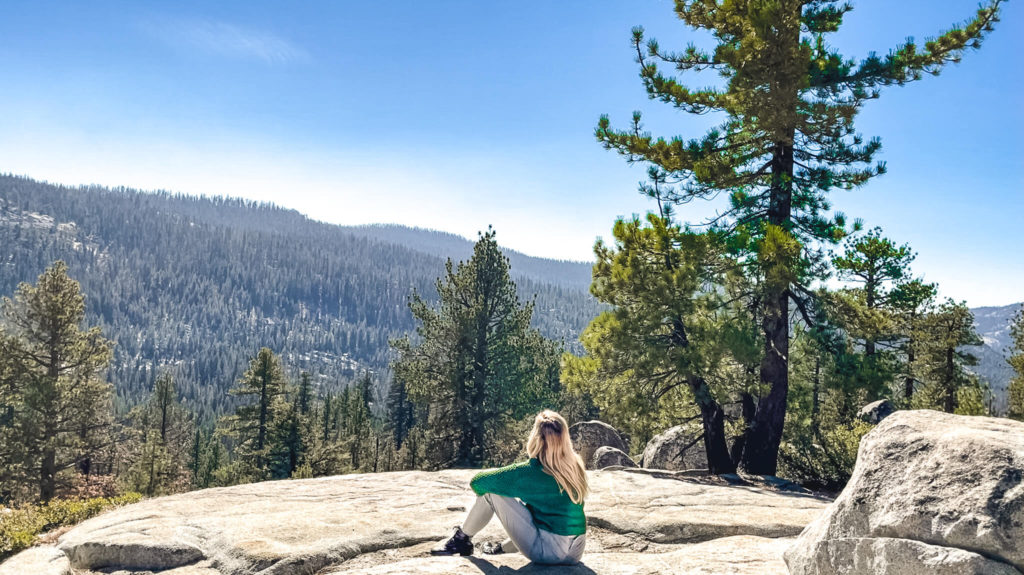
[[0, 1, 1021, 306]]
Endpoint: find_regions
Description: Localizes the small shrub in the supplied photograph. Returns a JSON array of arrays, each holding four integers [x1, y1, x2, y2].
[[0, 493, 142, 561]]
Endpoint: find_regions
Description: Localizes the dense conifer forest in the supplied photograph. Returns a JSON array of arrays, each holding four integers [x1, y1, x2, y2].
[[0, 174, 601, 420]]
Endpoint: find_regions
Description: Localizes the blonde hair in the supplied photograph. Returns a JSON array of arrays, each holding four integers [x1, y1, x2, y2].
[[526, 410, 589, 505]]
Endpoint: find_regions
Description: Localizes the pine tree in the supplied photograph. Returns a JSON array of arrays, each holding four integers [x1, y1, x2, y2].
[[387, 377, 415, 450], [595, 0, 1003, 474], [391, 228, 561, 467], [268, 400, 305, 479], [297, 372, 313, 416], [832, 229, 915, 356], [121, 371, 193, 495], [888, 279, 937, 401], [0, 261, 113, 502], [1006, 308, 1024, 421], [223, 348, 287, 477], [830, 229, 919, 399], [916, 300, 983, 414], [563, 215, 759, 473]]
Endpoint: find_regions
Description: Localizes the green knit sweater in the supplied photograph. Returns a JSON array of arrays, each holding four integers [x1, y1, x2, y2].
[[469, 458, 587, 536]]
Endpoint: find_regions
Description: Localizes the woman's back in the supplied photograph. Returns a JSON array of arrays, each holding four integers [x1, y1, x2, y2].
[[470, 458, 586, 536]]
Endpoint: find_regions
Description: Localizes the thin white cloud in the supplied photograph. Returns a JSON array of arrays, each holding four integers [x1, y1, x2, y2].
[[145, 17, 308, 64]]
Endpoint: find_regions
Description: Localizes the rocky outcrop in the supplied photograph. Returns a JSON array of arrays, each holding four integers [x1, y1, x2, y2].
[[3, 467, 828, 574], [569, 421, 629, 469], [857, 399, 894, 423], [592, 446, 637, 469], [0, 546, 70, 575], [641, 423, 707, 471], [323, 535, 795, 574], [786, 410, 1024, 575]]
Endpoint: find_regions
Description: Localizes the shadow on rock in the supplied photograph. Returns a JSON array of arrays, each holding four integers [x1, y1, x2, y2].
[[466, 557, 598, 574]]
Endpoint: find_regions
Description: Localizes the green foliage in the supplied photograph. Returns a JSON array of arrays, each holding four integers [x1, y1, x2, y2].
[[564, 214, 759, 471], [0, 261, 114, 502], [828, 229, 921, 398], [780, 413, 873, 492], [0, 493, 141, 560], [594, 0, 1003, 475], [391, 229, 563, 468], [221, 348, 288, 480], [913, 300, 984, 413], [780, 325, 874, 490], [1010, 309, 1024, 421], [120, 372, 194, 496]]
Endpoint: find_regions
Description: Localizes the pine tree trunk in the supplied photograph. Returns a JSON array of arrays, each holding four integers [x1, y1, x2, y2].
[[865, 273, 877, 357], [944, 346, 957, 413], [40, 445, 56, 502], [257, 372, 268, 470], [741, 136, 795, 476], [689, 377, 735, 474], [729, 392, 758, 466], [812, 354, 821, 437], [455, 362, 472, 466], [470, 320, 488, 467], [904, 343, 916, 401]]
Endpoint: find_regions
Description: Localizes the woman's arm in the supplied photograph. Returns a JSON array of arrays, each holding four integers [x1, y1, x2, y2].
[[469, 460, 531, 498]]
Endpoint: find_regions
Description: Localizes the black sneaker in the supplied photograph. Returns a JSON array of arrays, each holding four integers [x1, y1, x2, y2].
[[430, 526, 474, 556], [480, 541, 505, 555]]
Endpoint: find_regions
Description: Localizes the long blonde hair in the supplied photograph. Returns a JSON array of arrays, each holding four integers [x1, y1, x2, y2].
[[526, 410, 589, 505]]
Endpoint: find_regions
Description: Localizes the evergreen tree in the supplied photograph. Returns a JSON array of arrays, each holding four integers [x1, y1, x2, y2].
[[189, 425, 225, 489], [563, 215, 758, 473], [386, 377, 415, 450], [595, 0, 1003, 473], [121, 371, 193, 495], [268, 399, 306, 479], [915, 300, 983, 413], [888, 279, 937, 401], [223, 348, 287, 477], [297, 371, 313, 416], [832, 229, 914, 357], [0, 262, 113, 502], [1005, 309, 1023, 420], [391, 229, 561, 467]]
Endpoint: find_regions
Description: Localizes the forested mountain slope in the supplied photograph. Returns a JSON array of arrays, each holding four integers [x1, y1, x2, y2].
[[970, 303, 1022, 411], [0, 174, 601, 419], [0, 174, 1017, 418], [340, 224, 594, 290]]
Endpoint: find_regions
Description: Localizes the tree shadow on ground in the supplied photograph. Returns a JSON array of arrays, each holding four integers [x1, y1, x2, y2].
[[466, 557, 598, 574]]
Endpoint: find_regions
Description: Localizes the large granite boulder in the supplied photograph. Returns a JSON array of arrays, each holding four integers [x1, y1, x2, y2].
[[3, 467, 829, 574], [592, 446, 637, 469], [642, 423, 707, 471], [569, 420, 629, 469], [785, 410, 1024, 575]]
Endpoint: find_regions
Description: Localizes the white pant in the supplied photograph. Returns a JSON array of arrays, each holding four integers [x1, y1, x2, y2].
[[462, 493, 586, 565]]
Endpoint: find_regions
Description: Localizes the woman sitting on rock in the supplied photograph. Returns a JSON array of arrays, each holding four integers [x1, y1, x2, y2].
[[431, 409, 588, 565]]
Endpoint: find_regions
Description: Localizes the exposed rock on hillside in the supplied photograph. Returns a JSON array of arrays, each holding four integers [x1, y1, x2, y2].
[[2, 468, 828, 574], [786, 410, 1024, 575]]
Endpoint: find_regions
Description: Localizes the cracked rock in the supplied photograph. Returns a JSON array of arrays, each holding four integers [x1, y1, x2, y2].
[[3, 468, 828, 574], [786, 410, 1024, 575]]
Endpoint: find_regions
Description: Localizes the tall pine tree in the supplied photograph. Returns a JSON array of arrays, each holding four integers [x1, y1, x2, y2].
[[391, 229, 560, 467], [595, 0, 1003, 473], [223, 348, 287, 477], [0, 261, 113, 502], [916, 300, 983, 414]]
